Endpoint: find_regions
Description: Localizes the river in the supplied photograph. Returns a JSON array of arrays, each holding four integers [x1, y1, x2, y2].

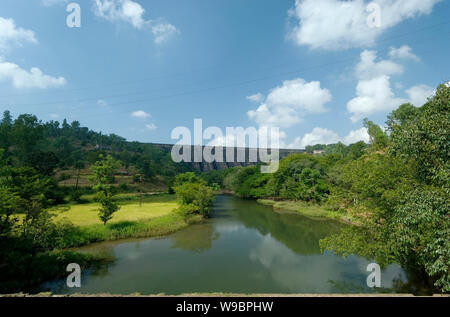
[[43, 195, 413, 295]]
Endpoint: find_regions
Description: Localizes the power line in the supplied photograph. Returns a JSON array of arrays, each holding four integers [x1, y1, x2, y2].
[[1, 18, 449, 101], [8, 30, 449, 111]]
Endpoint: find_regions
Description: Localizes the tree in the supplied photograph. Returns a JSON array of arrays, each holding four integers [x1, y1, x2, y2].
[[363, 118, 388, 150], [173, 172, 214, 218], [322, 84, 450, 293], [10, 114, 44, 163], [0, 110, 12, 150], [389, 189, 449, 292], [27, 151, 59, 176], [386, 103, 418, 133], [74, 160, 85, 190], [175, 182, 214, 218], [389, 83, 449, 186], [90, 155, 121, 225]]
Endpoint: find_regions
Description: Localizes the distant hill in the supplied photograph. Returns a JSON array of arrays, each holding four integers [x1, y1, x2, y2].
[[0, 111, 304, 189]]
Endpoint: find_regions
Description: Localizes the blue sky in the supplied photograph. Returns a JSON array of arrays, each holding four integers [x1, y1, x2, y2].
[[0, 0, 449, 148]]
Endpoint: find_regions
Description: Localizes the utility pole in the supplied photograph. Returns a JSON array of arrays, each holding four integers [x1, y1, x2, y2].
[[139, 174, 143, 207]]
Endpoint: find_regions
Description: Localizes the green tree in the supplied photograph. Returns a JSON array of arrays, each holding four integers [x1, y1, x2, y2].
[[363, 118, 388, 150], [90, 155, 121, 225], [174, 172, 214, 218], [175, 182, 214, 218], [74, 160, 85, 190], [390, 83, 449, 186]]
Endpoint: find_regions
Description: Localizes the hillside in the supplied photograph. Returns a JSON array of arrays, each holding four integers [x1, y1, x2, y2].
[[0, 111, 304, 189]]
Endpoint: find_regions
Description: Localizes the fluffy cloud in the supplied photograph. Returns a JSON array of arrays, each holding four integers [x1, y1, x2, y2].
[[93, 0, 178, 44], [93, 0, 146, 29], [347, 49, 432, 122], [347, 75, 407, 122], [130, 110, 151, 118], [292, 127, 340, 148], [288, 127, 370, 149], [247, 78, 332, 128], [342, 127, 370, 145], [0, 57, 66, 89], [288, 0, 441, 50], [0, 17, 37, 52], [389, 45, 420, 61], [355, 50, 403, 80], [406, 84, 434, 106]]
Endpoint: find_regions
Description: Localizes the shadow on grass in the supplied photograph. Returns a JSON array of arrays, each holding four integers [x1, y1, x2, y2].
[[108, 221, 137, 231]]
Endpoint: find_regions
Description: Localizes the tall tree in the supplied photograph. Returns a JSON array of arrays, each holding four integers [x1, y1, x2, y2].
[[90, 155, 121, 225]]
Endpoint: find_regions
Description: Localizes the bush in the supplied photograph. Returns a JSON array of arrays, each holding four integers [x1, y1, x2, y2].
[[173, 173, 215, 218], [68, 189, 82, 202]]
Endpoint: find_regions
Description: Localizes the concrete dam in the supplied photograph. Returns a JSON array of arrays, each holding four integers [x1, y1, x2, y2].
[[149, 143, 305, 172]]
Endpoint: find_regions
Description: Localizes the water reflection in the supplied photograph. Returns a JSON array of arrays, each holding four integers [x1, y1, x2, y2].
[[171, 223, 219, 253], [42, 195, 415, 295], [225, 196, 343, 255]]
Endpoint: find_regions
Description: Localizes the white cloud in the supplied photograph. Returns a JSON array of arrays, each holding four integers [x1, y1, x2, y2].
[[347, 75, 407, 122], [93, 0, 145, 29], [151, 22, 179, 44], [0, 17, 37, 52], [406, 84, 434, 106], [347, 49, 436, 121], [389, 45, 420, 61], [93, 0, 178, 44], [145, 123, 157, 131], [288, 0, 441, 50], [247, 78, 332, 128], [342, 127, 370, 145], [246, 93, 264, 103], [248, 103, 302, 129], [49, 113, 60, 119], [130, 110, 150, 118], [0, 57, 66, 89], [355, 50, 403, 80], [294, 127, 340, 148], [287, 127, 370, 149]]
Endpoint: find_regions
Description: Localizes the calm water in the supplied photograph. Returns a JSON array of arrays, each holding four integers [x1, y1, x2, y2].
[[44, 195, 412, 294]]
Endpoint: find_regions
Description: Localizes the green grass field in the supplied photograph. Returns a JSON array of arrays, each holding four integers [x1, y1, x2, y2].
[[50, 194, 178, 226], [16, 193, 203, 248]]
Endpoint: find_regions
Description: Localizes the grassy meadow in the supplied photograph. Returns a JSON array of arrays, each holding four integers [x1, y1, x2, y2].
[[51, 193, 178, 226], [16, 193, 203, 249]]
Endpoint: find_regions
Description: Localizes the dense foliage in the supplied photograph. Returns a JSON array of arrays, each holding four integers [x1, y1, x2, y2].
[[206, 83, 450, 293], [173, 172, 215, 218], [90, 155, 122, 225]]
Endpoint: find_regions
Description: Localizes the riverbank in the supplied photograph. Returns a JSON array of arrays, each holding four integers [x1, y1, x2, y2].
[[257, 199, 358, 225], [49, 193, 204, 248], [1, 193, 204, 294]]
